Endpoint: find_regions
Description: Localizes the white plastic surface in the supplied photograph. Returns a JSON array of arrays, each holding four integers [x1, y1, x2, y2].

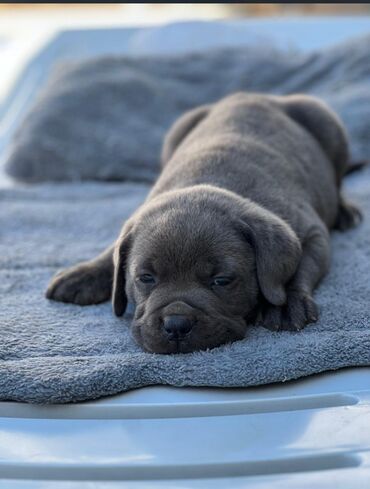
[[1, 20, 370, 488], [0, 370, 369, 487]]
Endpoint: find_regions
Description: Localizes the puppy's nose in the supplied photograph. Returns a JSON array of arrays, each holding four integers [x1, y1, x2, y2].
[[163, 315, 193, 340]]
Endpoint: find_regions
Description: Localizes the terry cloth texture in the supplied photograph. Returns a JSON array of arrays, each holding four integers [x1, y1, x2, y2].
[[1, 171, 370, 403], [5, 34, 370, 183], [1, 35, 370, 403]]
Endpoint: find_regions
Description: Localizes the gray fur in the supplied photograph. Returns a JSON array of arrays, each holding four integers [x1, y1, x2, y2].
[[47, 93, 360, 354]]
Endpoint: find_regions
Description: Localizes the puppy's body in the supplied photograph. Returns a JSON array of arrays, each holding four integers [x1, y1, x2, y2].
[[158, 94, 340, 231], [47, 93, 360, 353]]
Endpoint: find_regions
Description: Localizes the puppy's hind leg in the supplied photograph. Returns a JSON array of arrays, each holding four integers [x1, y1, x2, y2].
[[334, 195, 362, 231], [277, 94, 349, 185], [260, 224, 330, 332], [46, 245, 114, 305]]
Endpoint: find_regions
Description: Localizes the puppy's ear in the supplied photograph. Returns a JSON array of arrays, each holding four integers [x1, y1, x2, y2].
[[112, 225, 133, 317], [240, 203, 302, 306]]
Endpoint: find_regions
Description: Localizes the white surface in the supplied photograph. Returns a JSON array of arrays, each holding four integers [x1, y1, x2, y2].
[[0, 370, 369, 487], [1, 19, 370, 487]]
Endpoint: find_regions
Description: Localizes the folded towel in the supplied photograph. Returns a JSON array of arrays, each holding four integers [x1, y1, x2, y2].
[[5, 34, 370, 183]]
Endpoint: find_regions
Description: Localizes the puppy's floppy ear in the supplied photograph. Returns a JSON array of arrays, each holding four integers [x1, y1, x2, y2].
[[112, 224, 133, 317], [239, 203, 302, 306]]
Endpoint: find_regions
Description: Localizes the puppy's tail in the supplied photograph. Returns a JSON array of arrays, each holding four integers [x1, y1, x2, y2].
[[345, 160, 369, 176]]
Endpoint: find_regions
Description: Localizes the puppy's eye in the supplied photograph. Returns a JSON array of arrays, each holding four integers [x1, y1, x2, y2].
[[212, 277, 233, 287], [139, 274, 156, 284]]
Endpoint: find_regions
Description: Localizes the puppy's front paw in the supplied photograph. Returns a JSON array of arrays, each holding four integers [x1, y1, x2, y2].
[[259, 290, 318, 332], [46, 264, 111, 305]]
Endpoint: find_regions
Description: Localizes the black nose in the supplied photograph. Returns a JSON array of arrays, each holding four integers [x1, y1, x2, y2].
[[163, 315, 193, 340]]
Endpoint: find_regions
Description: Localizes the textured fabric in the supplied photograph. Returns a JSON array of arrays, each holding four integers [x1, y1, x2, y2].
[[5, 34, 370, 183], [1, 35, 370, 404], [1, 169, 370, 403]]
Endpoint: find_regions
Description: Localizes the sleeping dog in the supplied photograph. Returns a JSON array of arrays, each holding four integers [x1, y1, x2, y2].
[[46, 93, 361, 353]]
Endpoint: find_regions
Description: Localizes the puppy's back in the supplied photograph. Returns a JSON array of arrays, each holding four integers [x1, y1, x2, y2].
[[153, 93, 340, 228]]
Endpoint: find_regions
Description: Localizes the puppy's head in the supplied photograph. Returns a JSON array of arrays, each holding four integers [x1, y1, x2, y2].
[[113, 186, 301, 353]]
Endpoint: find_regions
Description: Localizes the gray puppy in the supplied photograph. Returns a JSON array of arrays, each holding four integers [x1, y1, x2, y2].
[[46, 93, 361, 354]]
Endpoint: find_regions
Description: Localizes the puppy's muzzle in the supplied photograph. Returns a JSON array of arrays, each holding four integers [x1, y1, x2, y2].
[[161, 301, 196, 341]]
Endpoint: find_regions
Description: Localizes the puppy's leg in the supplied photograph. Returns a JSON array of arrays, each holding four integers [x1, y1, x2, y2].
[[260, 226, 330, 332], [46, 245, 113, 305], [334, 195, 362, 231], [280, 95, 363, 231], [277, 94, 349, 184], [161, 104, 211, 165]]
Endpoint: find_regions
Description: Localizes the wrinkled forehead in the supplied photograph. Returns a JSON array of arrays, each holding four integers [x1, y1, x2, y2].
[[129, 214, 253, 277], [132, 250, 242, 278]]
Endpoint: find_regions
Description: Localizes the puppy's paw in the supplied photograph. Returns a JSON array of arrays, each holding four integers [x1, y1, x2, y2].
[[335, 200, 362, 231], [259, 290, 318, 332], [46, 264, 111, 305]]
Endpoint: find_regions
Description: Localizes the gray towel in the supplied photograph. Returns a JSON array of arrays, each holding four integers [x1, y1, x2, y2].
[[1, 35, 370, 404], [5, 34, 370, 183], [1, 169, 370, 403]]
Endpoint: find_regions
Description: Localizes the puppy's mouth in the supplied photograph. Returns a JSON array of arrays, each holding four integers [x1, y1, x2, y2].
[[159, 336, 193, 354], [130, 312, 247, 354]]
